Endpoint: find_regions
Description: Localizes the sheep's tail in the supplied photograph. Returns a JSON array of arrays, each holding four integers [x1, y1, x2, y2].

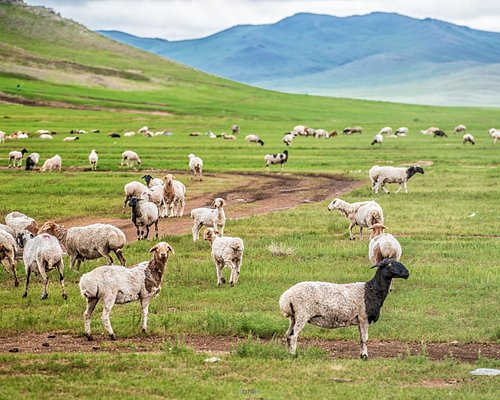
[[280, 298, 294, 318], [79, 275, 99, 299]]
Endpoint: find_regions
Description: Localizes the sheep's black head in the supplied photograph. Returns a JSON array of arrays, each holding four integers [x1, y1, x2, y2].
[[407, 166, 424, 178], [374, 259, 409, 280], [16, 231, 34, 248], [142, 174, 152, 184], [21, 148, 28, 154], [128, 196, 140, 207], [258, 139, 264, 146], [283, 150, 289, 155]]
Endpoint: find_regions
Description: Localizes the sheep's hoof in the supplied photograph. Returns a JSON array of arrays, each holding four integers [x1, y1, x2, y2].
[[360, 354, 368, 361], [229, 282, 234, 287], [14, 281, 19, 287], [350, 238, 356, 241], [109, 334, 116, 341], [41, 294, 48, 300], [62, 293, 68, 300], [142, 329, 149, 336], [22, 292, 27, 298], [85, 334, 94, 341], [220, 277, 226, 284]]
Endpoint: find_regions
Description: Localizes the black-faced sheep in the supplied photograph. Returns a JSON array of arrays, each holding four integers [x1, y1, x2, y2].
[[128, 196, 159, 240], [264, 150, 288, 171], [8, 148, 28, 168], [369, 165, 424, 194]]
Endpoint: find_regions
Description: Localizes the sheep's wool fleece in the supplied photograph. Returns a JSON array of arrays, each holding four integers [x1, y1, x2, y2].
[[66, 224, 125, 259], [23, 234, 63, 268]]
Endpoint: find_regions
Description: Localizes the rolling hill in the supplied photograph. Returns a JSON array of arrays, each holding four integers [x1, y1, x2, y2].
[[99, 12, 500, 107]]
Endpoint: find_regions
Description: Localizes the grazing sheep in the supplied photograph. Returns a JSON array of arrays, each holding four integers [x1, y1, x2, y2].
[[245, 134, 264, 146], [142, 174, 164, 188], [8, 148, 28, 168], [395, 127, 409, 136], [17, 230, 67, 300], [203, 228, 244, 286], [343, 127, 363, 135], [140, 184, 167, 218], [369, 223, 402, 292], [420, 127, 439, 135], [304, 128, 316, 137], [378, 127, 393, 135], [38, 221, 127, 271], [369, 165, 424, 194], [162, 174, 186, 217], [490, 129, 500, 144], [79, 241, 174, 340], [189, 132, 201, 137], [25, 152, 40, 171], [128, 196, 159, 240], [314, 129, 337, 139], [231, 124, 240, 134], [463, 133, 475, 145], [0, 131, 5, 143], [41, 154, 62, 172], [433, 130, 448, 138], [123, 131, 136, 137], [63, 136, 79, 142], [188, 153, 203, 181], [122, 181, 149, 212], [121, 150, 142, 168], [283, 133, 294, 146], [279, 258, 409, 358], [88, 149, 98, 171], [291, 125, 307, 136], [191, 198, 226, 241], [264, 150, 288, 171], [0, 229, 19, 286], [39, 134, 53, 140], [327, 198, 384, 240], [371, 133, 383, 146], [5, 211, 38, 236], [454, 125, 466, 134], [222, 132, 237, 140]]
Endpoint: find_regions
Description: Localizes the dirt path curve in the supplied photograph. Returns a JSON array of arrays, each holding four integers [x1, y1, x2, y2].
[[60, 172, 363, 241], [1, 333, 498, 362]]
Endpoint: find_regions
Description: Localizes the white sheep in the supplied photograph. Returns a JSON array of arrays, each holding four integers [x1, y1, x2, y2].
[[0, 229, 19, 286], [371, 133, 383, 146], [420, 127, 439, 135], [222, 132, 237, 140], [264, 150, 288, 171], [0, 131, 5, 143], [283, 133, 294, 146], [279, 259, 409, 358], [63, 136, 79, 142], [490, 130, 500, 144], [378, 127, 393, 135], [88, 149, 98, 171], [343, 126, 363, 135], [314, 129, 337, 139], [142, 174, 164, 188], [8, 148, 28, 168], [41, 154, 62, 172], [38, 221, 127, 271], [122, 181, 149, 212], [79, 241, 174, 340], [231, 124, 240, 134], [140, 185, 167, 218], [138, 126, 149, 133], [123, 131, 136, 137], [188, 153, 203, 181], [128, 196, 159, 240], [25, 152, 40, 171], [36, 129, 51, 134], [162, 174, 186, 217], [0, 223, 16, 238], [454, 125, 466, 134], [17, 230, 67, 300], [327, 198, 384, 240], [369, 223, 402, 292], [369, 165, 425, 194], [39, 134, 53, 140], [245, 134, 264, 146], [291, 125, 307, 136], [395, 127, 409, 136], [203, 228, 244, 286], [121, 150, 142, 168], [191, 197, 226, 241], [463, 133, 475, 145], [5, 211, 38, 236]]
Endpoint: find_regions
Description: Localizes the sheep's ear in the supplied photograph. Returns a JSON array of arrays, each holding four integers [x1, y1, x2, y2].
[[149, 243, 159, 253], [214, 230, 220, 236], [210, 200, 215, 206], [167, 244, 175, 255], [221, 199, 226, 206]]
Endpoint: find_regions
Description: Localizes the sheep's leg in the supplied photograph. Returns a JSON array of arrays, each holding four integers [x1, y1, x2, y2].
[[287, 316, 307, 356], [7, 258, 19, 287], [40, 269, 50, 300], [136, 225, 142, 240], [395, 183, 403, 194], [153, 220, 159, 239], [140, 298, 150, 334], [358, 320, 369, 359], [101, 297, 117, 340], [381, 183, 390, 194], [215, 262, 225, 285], [192, 222, 202, 241], [230, 260, 242, 286], [179, 199, 185, 217], [57, 263, 68, 300], [359, 226, 363, 240], [83, 297, 98, 341], [348, 221, 356, 240], [22, 268, 31, 298], [115, 249, 126, 266], [403, 182, 408, 194]]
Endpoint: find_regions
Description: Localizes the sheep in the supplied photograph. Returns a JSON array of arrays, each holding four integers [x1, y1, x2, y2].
[[0, 229, 19, 287], [343, 126, 363, 135], [279, 258, 409, 359], [420, 127, 439, 135], [121, 150, 142, 168], [369, 165, 425, 194], [291, 125, 307, 136], [17, 132, 29, 139], [369, 223, 402, 291], [231, 124, 240, 135], [5, 211, 38, 236], [38, 221, 127, 271], [138, 126, 149, 133], [128, 196, 159, 240], [162, 174, 186, 217], [283, 133, 294, 146], [63, 136, 79, 142], [190, 197, 226, 241], [39, 134, 53, 140], [314, 129, 337, 139], [188, 153, 203, 181], [79, 241, 174, 341], [222, 132, 237, 140], [189, 132, 201, 137], [8, 148, 28, 168], [0, 131, 5, 143], [454, 124, 466, 134], [327, 198, 384, 240], [36, 129, 51, 134], [245, 134, 264, 146], [122, 181, 149, 212], [88, 149, 98, 171], [488, 128, 499, 137], [371, 133, 383, 146], [463, 133, 475, 145], [108, 132, 121, 138], [265, 150, 288, 171], [490, 129, 500, 144], [395, 127, 409, 136], [378, 127, 393, 135], [0, 224, 16, 238], [17, 230, 67, 300], [25, 152, 40, 171], [123, 131, 136, 137], [304, 128, 316, 137], [40, 154, 62, 172], [142, 174, 164, 188], [433, 130, 448, 138], [140, 185, 167, 218], [203, 228, 244, 286]]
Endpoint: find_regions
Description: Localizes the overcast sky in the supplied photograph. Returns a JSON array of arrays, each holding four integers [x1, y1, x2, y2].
[[24, 0, 500, 40]]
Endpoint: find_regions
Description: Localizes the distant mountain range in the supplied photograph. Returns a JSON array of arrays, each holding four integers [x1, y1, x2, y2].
[[99, 12, 500, 107]]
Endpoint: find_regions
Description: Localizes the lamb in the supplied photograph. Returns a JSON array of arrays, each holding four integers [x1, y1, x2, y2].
[[25, 152, 40, 171], [188, 153, 203, 181], [0, 229, 19, 286], [39, 134, 53, 140], [17, 230, 67, 300], [378, 127, 393, 135], [5, 211, 38, 236], [63, 136, 79, 142], [38, 221, 127, 271], [371, 133, 383, 146], [327, 198, 384, 240], [142, 174, 164, 188], [122, 181, 149, 212], [283, 133, 294, 146], [203, 228, 244, 286], [264, 150, 288, 171], [190, 197, 226, 241], [369, 165, 425, 194], [79, 241, 174, 340], [40, 154, 62, 172], [121, 150, 142, 168], [279, 258, 409, 358], [463, 133, 475, 145], [8, 148, 28, 168], [454, 124, 466, 134], [245, 134, 264, 146], [88, 149, 98, 171], [162, 174, 186, 217], [128, 196, 159, 240], [395, 127, 409, 136]]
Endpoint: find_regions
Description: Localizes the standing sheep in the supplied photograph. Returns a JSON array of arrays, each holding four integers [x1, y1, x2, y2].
[[8, 148, 28, 168], [162, 174, 186, 217], [25, 152, 40, 171], [128, 196, 159, 240], [5, 211, 38, 236], [463, 133, 475, 145], [283, 133, 294, 146], [378, 127, 393, 135], [122, 181, 149, 212], [17, 230, 67, 300], [203, 228, 244, 286], [279, 258, 409, 358], [490, 129, 500, 144], [327, 198, 384, 240], [395, 127, 409, 136], [188, 153, 203, 181], [140, 185, 167, 218], [38, 221, 127, 271], [89, 149, 98, 171], [79, 242, 174, 340], [0, 229, 19, 286], [121, 150, 142, 168], [265, 150, 289, 171], [245, 134, 264, 146], [41, 154, 62, 172], [191, 198, 226, 241], [371, 133, 383, 146], [369, 165, 424, 194]]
